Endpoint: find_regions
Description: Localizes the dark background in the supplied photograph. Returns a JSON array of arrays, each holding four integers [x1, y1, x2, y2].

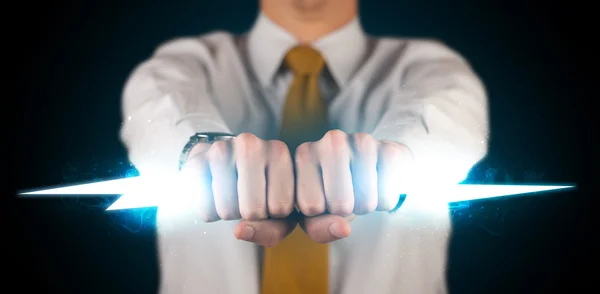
[[15, 0, 587, 293]]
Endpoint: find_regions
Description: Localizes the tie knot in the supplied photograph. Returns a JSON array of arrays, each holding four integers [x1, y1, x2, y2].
[[284, 45, 325, 76]]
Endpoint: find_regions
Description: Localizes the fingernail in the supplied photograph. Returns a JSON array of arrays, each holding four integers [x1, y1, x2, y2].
[[240, 226, 255, 241], [329, 223, 345, 239]]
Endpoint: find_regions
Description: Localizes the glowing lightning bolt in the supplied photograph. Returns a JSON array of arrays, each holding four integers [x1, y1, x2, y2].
[[18, 176, 575, 211]]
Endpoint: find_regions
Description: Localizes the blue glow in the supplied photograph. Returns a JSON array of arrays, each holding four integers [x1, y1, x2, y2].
[[125, 168, 139, 178], [18, 175, 574, 211], [448, 201, 470, 210]]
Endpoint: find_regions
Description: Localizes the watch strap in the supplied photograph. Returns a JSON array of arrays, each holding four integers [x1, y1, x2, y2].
[[179, 132, 236, 170]]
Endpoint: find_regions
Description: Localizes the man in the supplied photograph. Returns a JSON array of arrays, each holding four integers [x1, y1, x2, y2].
[[120, 0, 489, 293]]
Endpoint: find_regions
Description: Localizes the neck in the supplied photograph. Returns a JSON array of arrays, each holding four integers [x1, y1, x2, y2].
[[261, 1, 358, 43]]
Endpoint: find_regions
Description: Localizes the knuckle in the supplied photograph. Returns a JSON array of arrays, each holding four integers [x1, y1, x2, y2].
[[294, 143, 313, 165], [317, 130, 349, 158], [323, 129, 347, 145], [352, 132, 372, 142], [299, 203, 324, 216], [236, 133, 262, 148], [236, 132, 259, 142], [235, 133, 266, 160], [268, 140, 288, 153], [353, 133, 378, 153], [218, 210, 240, 221], [365, 199, 378, 212], [207, 141, 231, 162], [324, 129, 347, 140], [377, 196, 399, 211], [268, 201, 294, 218], [240, 206, 268, 221], [197, 211, 219, 223], [328, 201, 354, 216], [377, 202, 395, 211], [355, 200, 377, 214], [268, 140, 291, 161], [380, 142, 412, 161]]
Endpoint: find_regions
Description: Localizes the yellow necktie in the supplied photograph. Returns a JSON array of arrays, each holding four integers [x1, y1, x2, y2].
[[261, 45, 329, 294]]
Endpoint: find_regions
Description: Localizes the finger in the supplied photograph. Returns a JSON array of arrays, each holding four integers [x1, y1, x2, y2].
[[300, 214, 351, 244], [234, 218, 297, 248], [234, 133, 268, 221], [207, 140, 240, 220], [295, 143, 326, 216], [266, 140, 295, 218], [182, 154, 219, 222], [377, 142, 412, 211], [318, 130, 354, 216], [349, 133, 379, 215]]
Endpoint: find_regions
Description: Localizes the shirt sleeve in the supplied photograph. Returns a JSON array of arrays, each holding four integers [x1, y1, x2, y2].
[[371, 40, 489, 185], [120, 38, 232, 177]]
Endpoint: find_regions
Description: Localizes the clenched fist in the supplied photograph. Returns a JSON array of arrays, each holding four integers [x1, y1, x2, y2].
[[181, 133, 297, 247], [180, 130, 413, 246], [295, 130, 413, 244]]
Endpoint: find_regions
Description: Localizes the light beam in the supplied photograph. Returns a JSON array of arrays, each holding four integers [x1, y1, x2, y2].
[[18, 176, 575, 211]]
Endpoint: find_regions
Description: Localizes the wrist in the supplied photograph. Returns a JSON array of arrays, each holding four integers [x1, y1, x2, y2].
[[179, 132, 236, 170]]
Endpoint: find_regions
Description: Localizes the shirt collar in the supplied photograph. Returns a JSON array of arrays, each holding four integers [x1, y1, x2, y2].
[[247, 12, 367, 87]]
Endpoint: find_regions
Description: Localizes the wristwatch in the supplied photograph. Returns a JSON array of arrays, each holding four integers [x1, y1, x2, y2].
[[179, 132, 236, 170]]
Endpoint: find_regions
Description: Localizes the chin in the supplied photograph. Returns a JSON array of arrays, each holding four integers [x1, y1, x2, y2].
[[292, 0, 330, 10]]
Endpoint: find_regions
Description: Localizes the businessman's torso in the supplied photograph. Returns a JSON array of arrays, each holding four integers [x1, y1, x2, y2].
[[156, 31, 452, 294]]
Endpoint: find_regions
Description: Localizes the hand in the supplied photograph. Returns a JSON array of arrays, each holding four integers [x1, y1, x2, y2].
[[294, 130, 413, 244], [181, 133, 296, 247]]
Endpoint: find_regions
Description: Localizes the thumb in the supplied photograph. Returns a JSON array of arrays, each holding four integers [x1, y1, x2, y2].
[[234, 217, 297, 247], [300, 214, 352, 244]]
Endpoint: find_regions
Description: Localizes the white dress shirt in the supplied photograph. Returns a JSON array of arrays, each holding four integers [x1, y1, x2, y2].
[[120, 13, 489, 294]]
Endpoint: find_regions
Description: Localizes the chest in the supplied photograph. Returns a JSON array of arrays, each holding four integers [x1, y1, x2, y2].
[[210, 66, 396, 139]]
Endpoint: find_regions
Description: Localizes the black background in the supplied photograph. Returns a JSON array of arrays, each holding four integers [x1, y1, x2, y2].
[[15, 0, 587, 293]]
